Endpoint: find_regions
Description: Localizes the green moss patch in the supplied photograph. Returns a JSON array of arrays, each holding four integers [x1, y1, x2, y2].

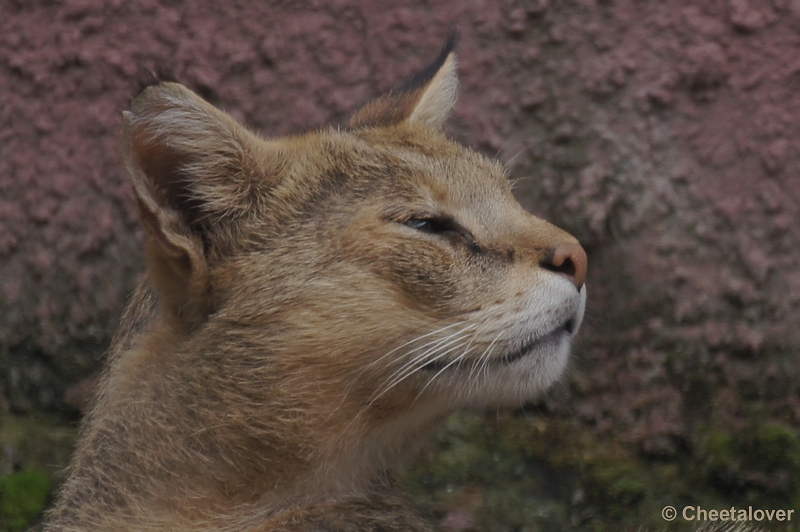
[[0, 470, 50, 531], [403, 411, 800, 531], [0, 415, 77, 531]]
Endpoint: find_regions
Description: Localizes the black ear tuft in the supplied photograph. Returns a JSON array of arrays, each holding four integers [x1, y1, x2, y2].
[[133, 65, 179, 100], [395, 30, 459, 95], [347, 33, 460, 129]]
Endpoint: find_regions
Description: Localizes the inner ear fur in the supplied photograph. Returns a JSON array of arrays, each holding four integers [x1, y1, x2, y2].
[[348, 39, 459, 129], [120, 81, 273, 326]]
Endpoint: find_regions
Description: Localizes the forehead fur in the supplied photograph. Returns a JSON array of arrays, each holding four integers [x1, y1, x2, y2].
[[257, 124, 510, 223], [234, 125, 511, 244]]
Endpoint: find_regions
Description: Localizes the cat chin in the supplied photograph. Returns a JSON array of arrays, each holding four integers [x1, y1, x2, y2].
[[427, 335, 572, 409]]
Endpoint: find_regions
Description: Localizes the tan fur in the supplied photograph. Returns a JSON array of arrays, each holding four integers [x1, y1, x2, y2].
[[45, 47, 588, 531]]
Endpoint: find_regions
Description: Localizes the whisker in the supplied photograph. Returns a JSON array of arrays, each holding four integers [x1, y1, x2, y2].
[[336, 321, 471, 416], [377, 329, 470, 388], [478, 330, 506, 384], [414, 345, 477, 401], [361, 320, 469, 373], [373, 325, 476, 400], [464, 320, 497, 380], [503, 145, 527, 169], [335, 322, 477, 443]]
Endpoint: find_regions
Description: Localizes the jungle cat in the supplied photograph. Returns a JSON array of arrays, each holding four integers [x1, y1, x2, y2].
[[44, 42, 588, 531]]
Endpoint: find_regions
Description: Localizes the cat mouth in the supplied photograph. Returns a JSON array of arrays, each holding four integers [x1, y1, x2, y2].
[[495, 317, 574, 365], [421, 317, 576, 371]]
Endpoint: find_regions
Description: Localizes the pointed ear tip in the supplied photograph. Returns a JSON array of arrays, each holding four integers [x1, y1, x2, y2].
[[434, 38, 458, 87], [443, 52, 458, 77], [128, 80, 197, 116], [122, 110, 137, 124]]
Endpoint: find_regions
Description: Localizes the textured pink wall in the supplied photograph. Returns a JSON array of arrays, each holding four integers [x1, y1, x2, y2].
[[1, 0, 799, 462]]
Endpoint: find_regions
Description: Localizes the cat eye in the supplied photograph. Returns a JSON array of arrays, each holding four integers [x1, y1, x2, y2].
[[404, 216, 478, 250], [405, 217, 454, 234]]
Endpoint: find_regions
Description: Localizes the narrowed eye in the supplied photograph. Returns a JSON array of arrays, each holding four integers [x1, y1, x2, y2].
[[402, 216, 479, 250], [405, 217, 454, 234]]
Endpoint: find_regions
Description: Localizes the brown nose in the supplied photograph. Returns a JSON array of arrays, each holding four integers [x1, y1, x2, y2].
[[542, 242, 588, 290]]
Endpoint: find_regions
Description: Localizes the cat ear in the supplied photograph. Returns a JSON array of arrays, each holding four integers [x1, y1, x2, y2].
[[348, 38, 459, 129], [120, 81, 274, 325]]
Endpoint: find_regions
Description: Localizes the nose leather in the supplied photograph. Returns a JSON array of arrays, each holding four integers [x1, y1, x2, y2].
[[549, 242, 588, 289]]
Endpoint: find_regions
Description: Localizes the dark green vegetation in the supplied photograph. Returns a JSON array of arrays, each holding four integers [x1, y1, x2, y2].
[[402, 409, 800, 531], [0, 416, 76, 532], [3, 399, 800, 531], [1, 471, 50, 532]]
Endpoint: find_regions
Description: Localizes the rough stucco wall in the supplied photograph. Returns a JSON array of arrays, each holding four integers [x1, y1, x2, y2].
[[0, 0, 471, 411], [2, 0, 800, 516]]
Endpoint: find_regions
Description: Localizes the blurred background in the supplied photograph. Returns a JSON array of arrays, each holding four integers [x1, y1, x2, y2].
[[2, 1, 800, 530]]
